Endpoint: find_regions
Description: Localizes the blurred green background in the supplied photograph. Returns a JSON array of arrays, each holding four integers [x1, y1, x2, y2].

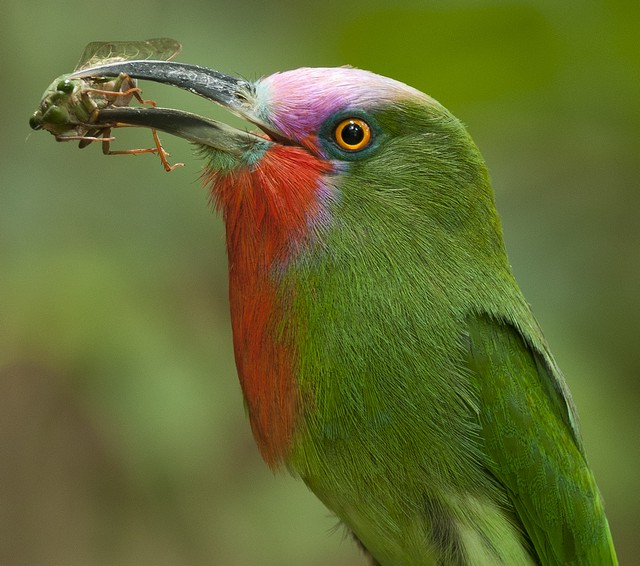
[[2, 1, 638, 564]]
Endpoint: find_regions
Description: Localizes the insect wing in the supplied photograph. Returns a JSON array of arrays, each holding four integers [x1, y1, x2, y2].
[[74, 38, 181, 71]]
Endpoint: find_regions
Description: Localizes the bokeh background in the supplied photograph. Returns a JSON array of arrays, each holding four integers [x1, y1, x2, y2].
[[2, 1, 638, 564]]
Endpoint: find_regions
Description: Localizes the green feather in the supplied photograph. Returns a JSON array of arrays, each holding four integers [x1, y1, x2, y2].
[[466, 314, 617, 565], [279, 98, 616, 564]]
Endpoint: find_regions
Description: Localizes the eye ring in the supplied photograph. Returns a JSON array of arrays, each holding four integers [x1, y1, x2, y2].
[[334, 118, 371, 151]]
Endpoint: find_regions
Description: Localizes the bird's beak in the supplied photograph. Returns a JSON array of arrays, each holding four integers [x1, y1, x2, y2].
[[71, 60, 282, 153]]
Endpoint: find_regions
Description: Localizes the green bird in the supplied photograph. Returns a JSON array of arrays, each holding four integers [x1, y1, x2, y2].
[[69, 60, 617, 565]]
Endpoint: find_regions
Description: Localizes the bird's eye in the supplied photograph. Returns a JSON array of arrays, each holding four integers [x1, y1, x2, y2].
[[334, 118, 371, 151]]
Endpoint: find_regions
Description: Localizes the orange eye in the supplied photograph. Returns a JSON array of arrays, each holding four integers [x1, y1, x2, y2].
[[334, 118, 371, 151]]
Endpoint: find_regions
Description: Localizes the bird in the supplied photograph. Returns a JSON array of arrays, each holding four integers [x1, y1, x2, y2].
[[70, 61, 618, 565]]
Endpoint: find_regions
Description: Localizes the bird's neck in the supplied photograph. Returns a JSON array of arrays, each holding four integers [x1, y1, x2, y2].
[[205, 144, 331, 467]]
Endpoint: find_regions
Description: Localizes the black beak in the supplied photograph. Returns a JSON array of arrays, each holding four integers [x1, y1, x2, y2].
[[72, 61, 254, 116], [71, 60, 285, 150]]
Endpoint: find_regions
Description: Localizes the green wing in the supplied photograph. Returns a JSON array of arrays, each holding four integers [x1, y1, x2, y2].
[[466, 314, 617, 565]]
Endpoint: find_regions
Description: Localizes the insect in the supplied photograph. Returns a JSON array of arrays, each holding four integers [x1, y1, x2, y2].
[[29, 38, 183, 171]]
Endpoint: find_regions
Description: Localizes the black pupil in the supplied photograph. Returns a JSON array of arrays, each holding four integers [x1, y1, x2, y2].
[[340, 121, 364, 146]]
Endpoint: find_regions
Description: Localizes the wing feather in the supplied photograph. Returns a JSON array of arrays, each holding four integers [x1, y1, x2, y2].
[[466, 314, 617, 565]]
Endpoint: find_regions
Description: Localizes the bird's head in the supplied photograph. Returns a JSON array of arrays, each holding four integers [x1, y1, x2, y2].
[[75, 62, 499, 261]]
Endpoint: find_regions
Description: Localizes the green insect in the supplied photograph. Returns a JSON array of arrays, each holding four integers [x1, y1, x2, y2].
[[29, 38, 182, 170]]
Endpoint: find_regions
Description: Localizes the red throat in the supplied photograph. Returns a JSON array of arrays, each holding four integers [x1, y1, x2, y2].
[[205, 144, 331, 467]]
